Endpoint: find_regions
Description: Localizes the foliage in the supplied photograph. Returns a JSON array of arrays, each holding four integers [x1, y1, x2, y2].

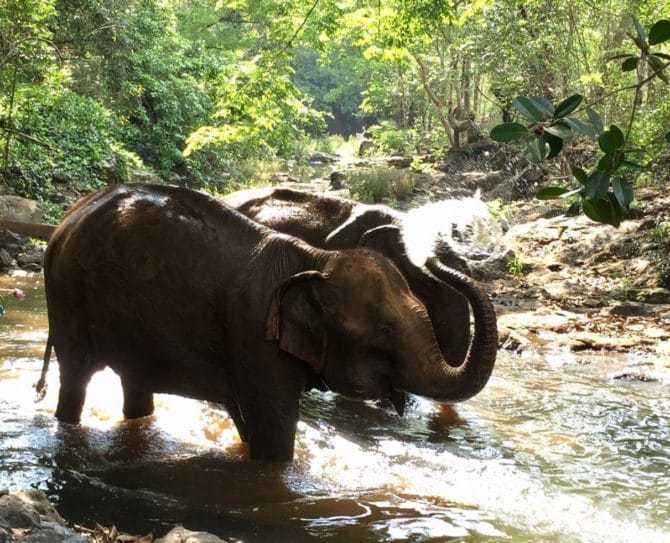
[[369, 121, 417, 154], [348, 167, 415, 203], [491, 16, 670, 227]]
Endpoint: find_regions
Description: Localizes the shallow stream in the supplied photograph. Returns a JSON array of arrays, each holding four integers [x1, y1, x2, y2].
[[1, 273, 668, 542]]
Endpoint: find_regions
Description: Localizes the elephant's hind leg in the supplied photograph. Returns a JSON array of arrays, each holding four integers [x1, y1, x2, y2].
[[54, 354, 99, 424], [121, 379, 155, 419]]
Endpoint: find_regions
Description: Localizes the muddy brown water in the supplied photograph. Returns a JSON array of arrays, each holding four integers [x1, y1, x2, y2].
[[1, 273, 669, 542]]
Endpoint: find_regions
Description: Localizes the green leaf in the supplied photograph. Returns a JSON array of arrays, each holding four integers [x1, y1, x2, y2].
[[582, 195, 623, 227], [537, 186, 570, 200], [666, 130, 670, 143], [585, 170, 610, 199], [654, 52, 670, 60], [529, 96, 555, 116], [564, 116, 595, 136], [597, 153, 613, 172], [544, 133, 563, 159], [648, 55, 669, 82], [525, 137, 548, 163], [612, 177, 635, 207], [586, 107, 604, 134], [572, 166, 588, 184], [622, 57, 640, 71], [554, 94, 583, 118], [490, 122, 530, 142], [622, 159, 644, 170], [512, 96, 543, 122], [544, 123, 573, 141], [649, 19, 670, 45], [632, 16, 647, 45], [599, 125, 625, 153]]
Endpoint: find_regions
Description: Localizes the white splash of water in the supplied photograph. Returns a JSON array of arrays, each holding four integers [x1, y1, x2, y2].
[[402, 192, 506, 268]]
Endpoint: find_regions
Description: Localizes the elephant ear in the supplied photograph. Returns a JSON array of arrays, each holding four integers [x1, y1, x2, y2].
[[265, 271, 329, 373], [357, 224, 406, 262], [325, 208, 396, 248]]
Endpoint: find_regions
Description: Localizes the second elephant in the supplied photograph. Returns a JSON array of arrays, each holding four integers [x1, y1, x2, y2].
[[225, 188, 473, 366]]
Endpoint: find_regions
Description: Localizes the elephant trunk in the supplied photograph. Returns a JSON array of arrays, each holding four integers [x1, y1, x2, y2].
[[396, 257, 498, 403]]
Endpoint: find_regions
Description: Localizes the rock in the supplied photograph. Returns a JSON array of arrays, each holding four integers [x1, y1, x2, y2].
[[329, 171, 346, 190], [609, 301, 657, 317], [130, 169, 161, 184], [631, 288, 670, 304], [308, 151, 338, 164], [17, 247, 45, 269], [387, 155, 413, 168], [0, 491, 86, 543], [0, 249, 12, 271], [0, 196, 42, 223], [358, 140, 374, 157], [157, 526, 228, 543]]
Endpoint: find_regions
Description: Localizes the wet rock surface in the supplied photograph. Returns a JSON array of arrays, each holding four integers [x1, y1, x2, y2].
[[0, 490, 231, 542]]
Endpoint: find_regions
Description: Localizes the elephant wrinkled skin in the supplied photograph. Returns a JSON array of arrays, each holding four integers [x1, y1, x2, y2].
[[225, 187, 472, 366], [38, 184, 498, 461]]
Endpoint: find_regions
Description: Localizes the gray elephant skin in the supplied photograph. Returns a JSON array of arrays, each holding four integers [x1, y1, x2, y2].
[[225, 187, 472, 366], [38, 184, 498, 461]]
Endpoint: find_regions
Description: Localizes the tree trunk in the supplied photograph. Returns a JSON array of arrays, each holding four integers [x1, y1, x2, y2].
[[413, 54, 455, 147]]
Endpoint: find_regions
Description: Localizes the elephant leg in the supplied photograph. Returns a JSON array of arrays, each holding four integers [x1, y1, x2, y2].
[[121, 379, 155, 419], [237, 395, 300, 461], [55, 356, 98, 424], [222, 399, 249, 443]]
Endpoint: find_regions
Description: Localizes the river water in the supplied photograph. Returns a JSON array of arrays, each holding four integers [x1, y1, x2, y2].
[[1, 272, 669, 542]]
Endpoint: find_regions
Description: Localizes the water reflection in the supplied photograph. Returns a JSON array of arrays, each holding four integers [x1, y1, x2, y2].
[[1, 275, 669, 542]]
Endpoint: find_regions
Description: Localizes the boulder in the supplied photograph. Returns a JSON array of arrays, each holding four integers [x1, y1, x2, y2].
[[0, 196, 41, 223], [387, 155, 413, 168], [157, 526, 228, 543]]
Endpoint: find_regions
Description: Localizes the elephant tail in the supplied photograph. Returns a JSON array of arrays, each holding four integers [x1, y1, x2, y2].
[[34, 333, 53, 402]]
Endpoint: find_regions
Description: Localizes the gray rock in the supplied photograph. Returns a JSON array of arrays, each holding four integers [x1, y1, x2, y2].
[[0, 196, 42, 223], [0, 249, 12, 271], [17, 247, 45, 268], [0, 230, 24, 255], [0, 495, 40, 530], [157, 525, 228, 543]]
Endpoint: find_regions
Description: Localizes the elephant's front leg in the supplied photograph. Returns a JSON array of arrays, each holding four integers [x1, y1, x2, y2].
[[121, 379, 155, 419], [237, 393, 300, 461]]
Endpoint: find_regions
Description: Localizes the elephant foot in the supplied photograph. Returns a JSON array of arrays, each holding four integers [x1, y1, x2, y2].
[[122, 383, 155, 419], [55, 383, 87, 424]]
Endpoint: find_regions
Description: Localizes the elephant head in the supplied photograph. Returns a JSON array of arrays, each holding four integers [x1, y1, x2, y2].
[[265, 249, 497, 409]]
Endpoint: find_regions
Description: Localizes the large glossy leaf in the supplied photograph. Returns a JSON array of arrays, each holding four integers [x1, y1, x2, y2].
[[648, 55, 669, 82], [612, 177, 635, 207], [622, 57, 640, 71], [543, 132, 564, 159], [490, 123, 529, 142], [586, 107, 604, 134], [632, 15, 647, 45], [571, 166, 588, 184], [585, 170, 610, 199], [599, 125, 625, 153], [582, 195, 623, 227], [666, 130, 670, 143], [544, 123, 573, 141], [564, 116, 595, 136], [525, 137, 548, 163], [512, 96, 543, 122], [649, 19, 670, 45], [529, 96, 555, 116], [554, 94, 583, 118]]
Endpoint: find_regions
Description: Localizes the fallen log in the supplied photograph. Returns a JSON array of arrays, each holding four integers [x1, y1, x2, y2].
[[0, 220, 56, 240]]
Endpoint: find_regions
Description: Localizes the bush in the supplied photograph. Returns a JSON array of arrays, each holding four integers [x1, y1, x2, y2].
[[348, 167, 415, 203], [370, 121, 417, 154]]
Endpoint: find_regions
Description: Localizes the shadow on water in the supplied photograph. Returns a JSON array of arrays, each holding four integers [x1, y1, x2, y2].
[[1, 274, 670, 542]]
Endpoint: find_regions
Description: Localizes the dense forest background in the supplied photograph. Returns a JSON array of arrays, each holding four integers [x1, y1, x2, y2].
[[1, 0, 669, 220]]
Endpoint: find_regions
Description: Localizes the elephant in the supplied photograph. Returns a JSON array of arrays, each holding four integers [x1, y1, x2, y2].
[[224, 187, 472, 366], [36, 183, 497, 461]]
